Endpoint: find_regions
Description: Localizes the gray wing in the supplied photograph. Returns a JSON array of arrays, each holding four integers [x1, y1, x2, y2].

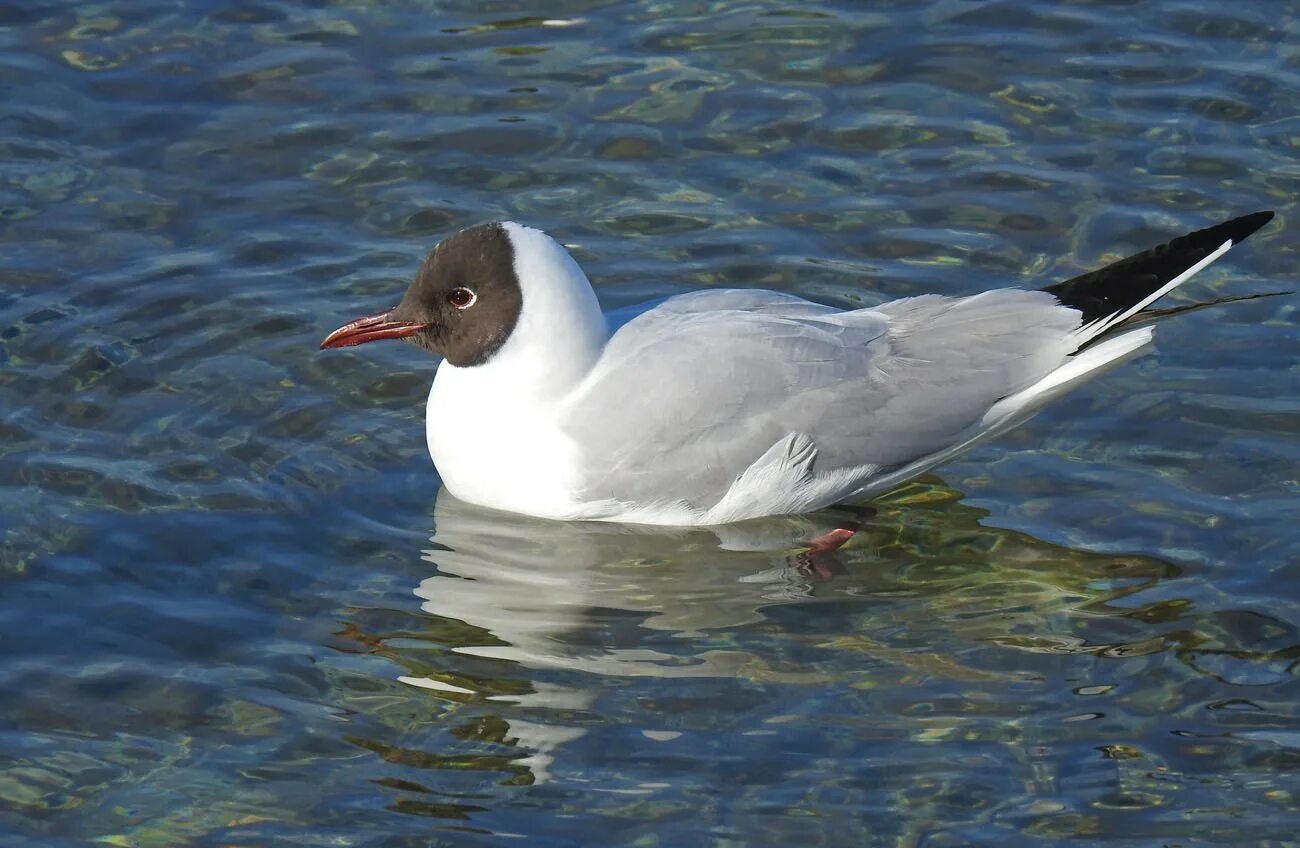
[[562, 287, 1082, 510]]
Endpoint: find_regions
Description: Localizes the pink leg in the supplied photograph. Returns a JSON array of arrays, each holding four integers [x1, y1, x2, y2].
[[805, 527, 856, 556]]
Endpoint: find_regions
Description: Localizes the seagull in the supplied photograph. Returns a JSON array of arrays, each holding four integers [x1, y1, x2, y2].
[[322, 212, 1276, 533]]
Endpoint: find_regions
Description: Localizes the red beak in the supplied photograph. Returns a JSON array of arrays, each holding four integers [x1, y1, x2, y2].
[[320, 310, 428, 349]]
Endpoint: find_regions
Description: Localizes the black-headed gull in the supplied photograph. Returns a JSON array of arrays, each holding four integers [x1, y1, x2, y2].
[[322, 212, 1275, 527]]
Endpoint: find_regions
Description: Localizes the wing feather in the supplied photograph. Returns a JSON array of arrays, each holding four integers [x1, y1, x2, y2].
[[561, 288, 1082, 512]]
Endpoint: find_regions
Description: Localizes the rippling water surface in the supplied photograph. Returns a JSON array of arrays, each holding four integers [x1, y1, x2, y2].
[[2, 1, 1298, 845]]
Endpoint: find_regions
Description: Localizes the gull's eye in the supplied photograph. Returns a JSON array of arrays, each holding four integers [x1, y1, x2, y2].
[[447, 287, 477, 309]]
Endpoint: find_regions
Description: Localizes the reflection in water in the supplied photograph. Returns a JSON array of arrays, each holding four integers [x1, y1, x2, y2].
[[393, 481, 1187, 786]]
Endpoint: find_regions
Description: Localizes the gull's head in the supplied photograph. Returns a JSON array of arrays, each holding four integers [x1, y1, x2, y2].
[[320, 221, 524, 367]]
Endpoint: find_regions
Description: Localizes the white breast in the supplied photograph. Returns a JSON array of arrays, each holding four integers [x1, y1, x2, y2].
[[426, 366, 584, 519]]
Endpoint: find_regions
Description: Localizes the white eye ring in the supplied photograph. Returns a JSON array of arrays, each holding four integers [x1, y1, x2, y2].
[[447, 287, 477, 309]]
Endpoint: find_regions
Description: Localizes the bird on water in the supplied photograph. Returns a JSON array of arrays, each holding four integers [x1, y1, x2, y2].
[[322, 212, 1277, 537]]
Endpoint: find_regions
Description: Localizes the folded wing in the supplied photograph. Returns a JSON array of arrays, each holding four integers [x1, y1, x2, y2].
[[561, 288, 1082, 515]]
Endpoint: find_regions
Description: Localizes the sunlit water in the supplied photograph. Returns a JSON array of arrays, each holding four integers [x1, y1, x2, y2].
[[2, 1, 1297, 845]]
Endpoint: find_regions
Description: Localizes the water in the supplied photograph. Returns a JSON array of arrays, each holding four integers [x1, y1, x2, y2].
[[1, 1, 1297, 845]]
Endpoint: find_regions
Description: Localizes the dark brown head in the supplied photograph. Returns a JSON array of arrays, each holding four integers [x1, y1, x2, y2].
[[320, 222, 523, 367]]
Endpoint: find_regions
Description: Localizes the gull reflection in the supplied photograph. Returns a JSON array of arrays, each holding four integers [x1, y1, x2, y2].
[[404, 491, 881, 781], [394, 484, 1181, 783], [412, 490, 864, 667]]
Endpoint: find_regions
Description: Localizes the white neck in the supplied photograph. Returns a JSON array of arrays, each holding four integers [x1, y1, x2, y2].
[[434, 222, 608, 404]]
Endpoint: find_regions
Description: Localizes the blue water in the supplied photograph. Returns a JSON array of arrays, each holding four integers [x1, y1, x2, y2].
[[2, 1, 1297, 845]]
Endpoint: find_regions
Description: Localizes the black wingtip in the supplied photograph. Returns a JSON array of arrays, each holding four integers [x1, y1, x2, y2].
[[1222, 210, 1274, 245], [1042, 211, 1276, 324]]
